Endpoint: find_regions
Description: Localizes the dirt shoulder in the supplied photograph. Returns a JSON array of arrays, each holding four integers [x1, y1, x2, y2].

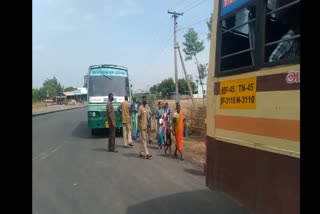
[[183, 135, 206, 168], [32, 102, 87, 114], [148, 131, 205, 169], [149, 99, 206, 169]]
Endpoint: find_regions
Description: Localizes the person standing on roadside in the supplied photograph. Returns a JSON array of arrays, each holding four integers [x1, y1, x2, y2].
[[172, 103, 185, 160], [155, 101, 164, 140], [131, 98, 139, 140], [118, 96, 133, 148], [107, 93, 118, 153], [138, 95, 152, 159]]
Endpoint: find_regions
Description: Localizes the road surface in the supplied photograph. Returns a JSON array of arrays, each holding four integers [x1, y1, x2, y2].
[[32, 108, 248, 214]]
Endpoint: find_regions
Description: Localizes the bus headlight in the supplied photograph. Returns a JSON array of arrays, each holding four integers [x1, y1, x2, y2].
[[92, 112, 96, 117]]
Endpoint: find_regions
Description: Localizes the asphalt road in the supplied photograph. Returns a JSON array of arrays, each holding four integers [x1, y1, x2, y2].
[[32, 108, 249, 214]]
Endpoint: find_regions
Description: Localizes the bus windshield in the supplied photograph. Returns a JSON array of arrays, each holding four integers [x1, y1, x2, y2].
[[88, 76, 129, 97]]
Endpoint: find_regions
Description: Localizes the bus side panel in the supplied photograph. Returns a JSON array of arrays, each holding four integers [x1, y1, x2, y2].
[[206, 66, 300, 214], [213, 66, 300, 156], [206, 136, 300, 214]]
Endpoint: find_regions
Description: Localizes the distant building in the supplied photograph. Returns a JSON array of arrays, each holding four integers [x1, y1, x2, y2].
[[64, 87, 87, 102], [167, 83, 207, 100], [84, 75, 88, 88], [193, 84, 207, 98]]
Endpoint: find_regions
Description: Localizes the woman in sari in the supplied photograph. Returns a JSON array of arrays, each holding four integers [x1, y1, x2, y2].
[[131, 98, 139, 140], [172, 103, 184, 160], [155, 101, 164, 140], [158, 118, 165, 149]]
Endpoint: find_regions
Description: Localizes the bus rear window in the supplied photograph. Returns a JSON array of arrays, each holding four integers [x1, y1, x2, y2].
[[264, 0, 300, 63], [218, 5, 256, 73], [215, 0, 300, 76]]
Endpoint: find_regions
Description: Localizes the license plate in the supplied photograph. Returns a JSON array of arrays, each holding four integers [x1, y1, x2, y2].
[[105, 121, 109, 128]]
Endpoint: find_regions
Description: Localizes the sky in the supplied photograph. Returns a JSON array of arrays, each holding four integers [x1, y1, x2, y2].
[[32, 0, 214, 92]]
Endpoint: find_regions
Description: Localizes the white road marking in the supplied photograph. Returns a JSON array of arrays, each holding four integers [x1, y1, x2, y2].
[[32, 151, 48, 160], [33, 144, 63, 161]]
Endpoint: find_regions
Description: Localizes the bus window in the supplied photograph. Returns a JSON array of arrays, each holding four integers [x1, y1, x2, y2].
[[265, 0, 300, 63], [218, 5, 256, 73], [216, 0, 300, 77]]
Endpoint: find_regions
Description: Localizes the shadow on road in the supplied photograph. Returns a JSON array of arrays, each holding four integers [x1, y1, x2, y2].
[[92, 143, 126, 152], [184, 168, 205, 176], [126, 189, 249, 214], [92, 148, 108, 152], [72, 121, 108, 139], [157, 153, 177, 159], [148, 144, 161, 150], [122, 153, 143, 159]]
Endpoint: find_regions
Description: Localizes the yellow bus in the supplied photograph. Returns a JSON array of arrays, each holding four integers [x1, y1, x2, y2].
[[205, 0, 300, 213]]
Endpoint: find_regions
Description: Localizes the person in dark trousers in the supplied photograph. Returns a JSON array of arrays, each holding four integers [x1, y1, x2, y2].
[[107, 93, 118, 153]]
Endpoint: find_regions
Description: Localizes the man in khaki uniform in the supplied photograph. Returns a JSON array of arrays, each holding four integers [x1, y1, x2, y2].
[[107, 93, 118, 153], [138, 95, 152, 159], [118, 96, 133, 148]]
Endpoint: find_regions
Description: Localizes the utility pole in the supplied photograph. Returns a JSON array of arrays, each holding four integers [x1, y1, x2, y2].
[[168, 10, 183, 104], [177, 42, 195, 109]]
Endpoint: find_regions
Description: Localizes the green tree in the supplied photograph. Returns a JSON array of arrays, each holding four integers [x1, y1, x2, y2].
[[32, 88, 40, 103], [182, 28, 206, 106], [148, 78, 175, 98], [38, 87, 47, 100], [32, 77, 64, 102], [32, 87, 48, 102], [42, 77, 64, 98], [158, 78, 175, 98], [198, 63, 208, 83], [149, 85, 158, 94], [149, 78, 196, 97], [182, 28, 205, 61], [64, 86, 77, 92], [178, 78, 196, 94], [207, 13, 213, 41]]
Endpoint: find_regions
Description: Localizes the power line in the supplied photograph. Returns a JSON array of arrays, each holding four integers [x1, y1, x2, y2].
[[147, 36, 173, 68], [148, 18, 172, 49], [159, 35, 174, 56], [170, 0, 189, 11], [183, 0, 209, 13], [176, 17, 210, 32], [138, 33, 173, 88], [138, 17, 173, 76], [179, 0, 204, 11]]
